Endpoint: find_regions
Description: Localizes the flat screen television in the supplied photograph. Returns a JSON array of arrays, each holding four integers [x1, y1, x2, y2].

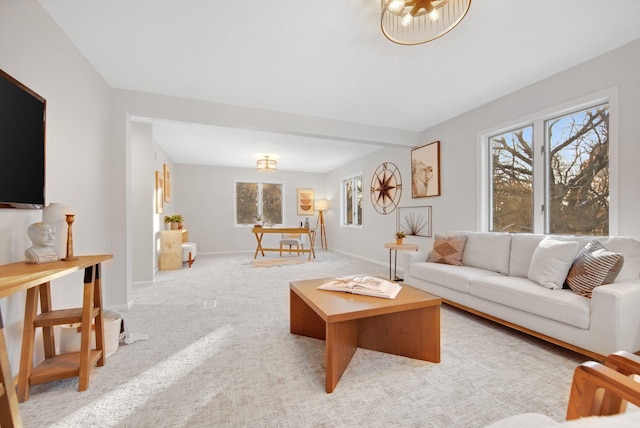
[[0, 69, 46, 209]]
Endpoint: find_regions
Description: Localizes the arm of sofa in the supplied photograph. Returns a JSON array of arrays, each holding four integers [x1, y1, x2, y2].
[[404, 250, 429, 264], [403, 250, 430, 271], [590, 280, 640, 355]]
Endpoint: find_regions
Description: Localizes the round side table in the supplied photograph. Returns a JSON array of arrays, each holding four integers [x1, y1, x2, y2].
[[384, 243, 418, 282]]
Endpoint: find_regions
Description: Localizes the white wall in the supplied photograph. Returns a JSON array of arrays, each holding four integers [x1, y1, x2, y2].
[[174, 165, 326, 254], [325, 147, 415, 264], [0, 0, 111, 375], [323, 39, 640, 265], [131, 122, 155, 284], [418, 39, 640, 240]]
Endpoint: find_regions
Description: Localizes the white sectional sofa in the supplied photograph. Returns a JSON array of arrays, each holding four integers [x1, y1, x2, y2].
[[403, 231, 640, 359]]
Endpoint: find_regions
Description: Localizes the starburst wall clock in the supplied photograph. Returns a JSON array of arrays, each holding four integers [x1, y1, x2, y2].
[[370, 162, 402, 215]]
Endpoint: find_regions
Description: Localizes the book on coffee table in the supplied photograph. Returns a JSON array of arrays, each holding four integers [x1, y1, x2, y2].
[[317, 275, 402, 299]]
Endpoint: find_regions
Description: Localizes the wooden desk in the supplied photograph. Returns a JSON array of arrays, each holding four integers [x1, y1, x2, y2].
[[252, 227, 316, 261], [0, 254, 112, 402]]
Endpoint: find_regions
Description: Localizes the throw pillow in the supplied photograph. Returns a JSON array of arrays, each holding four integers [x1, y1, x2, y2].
[[566, 240, 624, 298], [427, 234, 467, 266], [527, 238, 579, 289]]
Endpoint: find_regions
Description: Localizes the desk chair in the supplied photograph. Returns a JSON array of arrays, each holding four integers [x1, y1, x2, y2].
[[280, 233, 303, 256]]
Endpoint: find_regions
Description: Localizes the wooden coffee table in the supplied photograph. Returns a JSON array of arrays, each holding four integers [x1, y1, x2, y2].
[[289, 278, 442, 393]]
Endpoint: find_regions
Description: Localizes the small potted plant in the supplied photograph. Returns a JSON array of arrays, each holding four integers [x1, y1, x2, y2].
[[394, 230, 406, 245], [164, 215, 174, 230], [174, 214, 184, 229]]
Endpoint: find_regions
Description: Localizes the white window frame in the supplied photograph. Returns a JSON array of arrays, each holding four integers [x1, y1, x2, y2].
[[233, 180, 285, 228], [341, 172, 363, 229], [477, 88, 618, 235]]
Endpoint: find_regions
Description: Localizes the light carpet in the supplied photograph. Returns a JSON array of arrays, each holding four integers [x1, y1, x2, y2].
[[18, 251, 586, 427]]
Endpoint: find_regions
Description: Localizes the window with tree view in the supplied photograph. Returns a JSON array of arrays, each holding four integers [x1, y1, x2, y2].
[[235, 182, 283, 226], [343, 175, 362, 226], [490, 103, 610, 235]]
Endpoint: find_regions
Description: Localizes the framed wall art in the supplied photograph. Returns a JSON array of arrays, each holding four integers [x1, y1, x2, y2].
[[397, 206, 432, 238], [163, 163, 172, 203], [411, 141, 441, 198], [155, 170, 164, 214], [297, 189, 314, 216]]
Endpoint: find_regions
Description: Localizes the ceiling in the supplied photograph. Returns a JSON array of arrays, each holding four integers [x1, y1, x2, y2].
[[38, 0, 640, 172]]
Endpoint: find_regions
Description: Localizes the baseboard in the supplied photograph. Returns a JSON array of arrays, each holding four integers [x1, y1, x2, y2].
[[329, 248, 389, 270]]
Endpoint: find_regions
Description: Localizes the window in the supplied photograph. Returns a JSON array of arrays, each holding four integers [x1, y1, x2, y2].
[[235, 181, 283, 226], [488, 102, 611, 235], [342, 174, 363, 226]]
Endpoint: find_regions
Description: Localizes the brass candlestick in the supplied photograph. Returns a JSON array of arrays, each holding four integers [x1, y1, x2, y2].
[[62, 214, 78, 261]]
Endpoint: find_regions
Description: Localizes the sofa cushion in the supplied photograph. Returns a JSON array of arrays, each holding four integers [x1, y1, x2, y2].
[[470, 276, 591, 329], [409, 262, 503, 294], [427, 234, 467, 266], [594, 236, 640, 281], [450, 231, 511, 274], [528, 238, 579, 289], [566, 240, 624, 298], [509, 234, 546, 277], [509, 234, 594, 278]]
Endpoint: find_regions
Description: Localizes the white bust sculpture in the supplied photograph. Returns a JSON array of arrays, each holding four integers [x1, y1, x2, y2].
[[25, 222, 59, 264]]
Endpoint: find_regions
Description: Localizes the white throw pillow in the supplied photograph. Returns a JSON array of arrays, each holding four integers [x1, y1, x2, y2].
[[528, 238, 579, 289]]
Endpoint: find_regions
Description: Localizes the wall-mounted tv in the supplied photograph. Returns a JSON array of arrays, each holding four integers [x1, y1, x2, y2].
[[0, 69, 46, 209]]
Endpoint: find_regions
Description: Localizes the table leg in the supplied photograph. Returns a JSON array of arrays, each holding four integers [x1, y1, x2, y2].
[[393, 249, 401, 281], [388, 249, 393, 280], [0, 309, 23, 427], [325, 319, 358, 393], [39, 283, 55, 359], [358, 306, 440, 363], [17, 287, 39, 402], [253, 232, 265, 258], [289, 289, 325, 340], [78, 265, 97, 391], [308, 231, 316, 260], [93, 264, 106, 367]]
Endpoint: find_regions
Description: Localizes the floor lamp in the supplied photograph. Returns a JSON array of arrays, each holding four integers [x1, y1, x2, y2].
[[315, 199, 329, 250]]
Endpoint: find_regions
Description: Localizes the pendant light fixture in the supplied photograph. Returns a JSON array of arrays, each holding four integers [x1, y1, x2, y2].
[[257, 155, 277, 172], [381, 0, 472, 45]]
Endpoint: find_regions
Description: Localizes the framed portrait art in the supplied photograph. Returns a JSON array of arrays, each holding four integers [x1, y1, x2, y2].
[[297, 189, 314, 216], [397, 206, 432, 238], [155, 170, 164, 214], [411, 141, 441, 198]]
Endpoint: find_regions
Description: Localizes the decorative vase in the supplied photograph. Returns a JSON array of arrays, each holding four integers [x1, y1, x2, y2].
[[42, 202, 73, 257], [62, 214, 78, 261]]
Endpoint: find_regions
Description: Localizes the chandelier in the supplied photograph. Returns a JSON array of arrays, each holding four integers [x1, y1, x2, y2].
[[381, 0, 472, 45], [257, 155, 277, 172]]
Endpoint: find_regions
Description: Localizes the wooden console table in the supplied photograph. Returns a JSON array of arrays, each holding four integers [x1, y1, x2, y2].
[[0, 254, 112, 403], [252, 227, 316, 261]]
